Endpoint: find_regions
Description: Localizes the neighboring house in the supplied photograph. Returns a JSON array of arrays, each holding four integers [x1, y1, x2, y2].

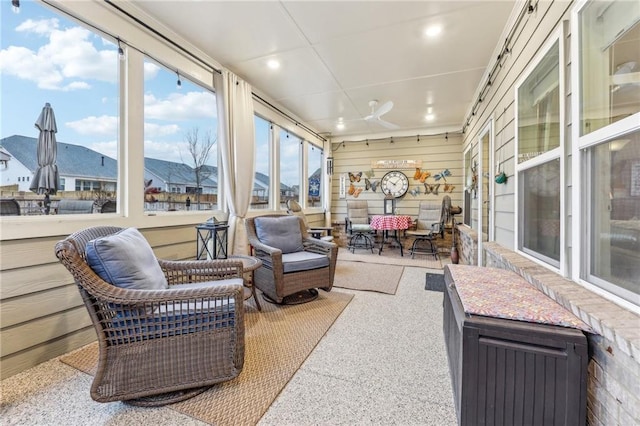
[[145, 157, 217, 195], [0, 135, 219, 195], [0, 135, 117, 192]]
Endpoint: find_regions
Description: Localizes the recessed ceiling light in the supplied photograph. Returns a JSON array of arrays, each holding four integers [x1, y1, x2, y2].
[[424, 25, 442, 38], [425, 114, 435, 121], [267, 59, 280, 70], [336, 122, 345, 130]]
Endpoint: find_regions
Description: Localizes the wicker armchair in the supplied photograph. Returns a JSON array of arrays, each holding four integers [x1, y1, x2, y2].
[[55, 226, 245, 406], [245, 215, 338, 304]]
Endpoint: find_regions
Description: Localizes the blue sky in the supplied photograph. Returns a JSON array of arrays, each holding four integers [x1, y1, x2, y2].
[[0, 0, 219, 166]]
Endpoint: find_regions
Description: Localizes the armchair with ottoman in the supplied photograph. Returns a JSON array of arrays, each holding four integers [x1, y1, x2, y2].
[[245, 214, 338, 304]]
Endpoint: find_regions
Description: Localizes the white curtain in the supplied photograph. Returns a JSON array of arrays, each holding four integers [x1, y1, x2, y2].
[[214, 70, 255, 255]]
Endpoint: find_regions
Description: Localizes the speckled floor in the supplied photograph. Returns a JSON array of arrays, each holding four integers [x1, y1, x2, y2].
[[1, 266, 456, 426]]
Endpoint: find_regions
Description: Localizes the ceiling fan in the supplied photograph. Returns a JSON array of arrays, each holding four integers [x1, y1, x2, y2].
[[364, 100, 399, 129]]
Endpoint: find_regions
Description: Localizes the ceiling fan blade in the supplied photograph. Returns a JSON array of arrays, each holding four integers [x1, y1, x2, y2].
[[373, 100, 393, 118], [377, 118, 399, 129]]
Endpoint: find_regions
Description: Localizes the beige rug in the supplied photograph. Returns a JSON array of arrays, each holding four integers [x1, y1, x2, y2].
[[338, 247, 443, 269], [60, 290, 353, 425], [333, 261, 403, 294]]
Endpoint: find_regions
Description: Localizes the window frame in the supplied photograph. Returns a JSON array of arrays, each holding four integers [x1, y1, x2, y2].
[[514, 27, 566, 274], [571, 0, 640, 308]]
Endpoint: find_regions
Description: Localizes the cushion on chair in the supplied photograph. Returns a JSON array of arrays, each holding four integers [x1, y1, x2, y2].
[[351, 223, 372, 232], [281, 251, 330, 273], [254, 215, 305, 254], [86, 227, 168, 290]]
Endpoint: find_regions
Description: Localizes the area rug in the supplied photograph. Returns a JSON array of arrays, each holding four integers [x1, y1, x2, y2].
[[60, 290, 353, 425], [338, 247, 442, 269], [425, 272, 445, 292], [333, 261, 403, 294]]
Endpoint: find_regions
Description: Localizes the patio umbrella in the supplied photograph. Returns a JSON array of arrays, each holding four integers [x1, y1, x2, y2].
[[29, 102, 60, 214]]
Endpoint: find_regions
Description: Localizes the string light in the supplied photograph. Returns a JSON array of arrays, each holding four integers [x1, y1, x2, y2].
[[176, 71, 182, 89], [11, 0, 20, 14], [117, 38, 125, 61]]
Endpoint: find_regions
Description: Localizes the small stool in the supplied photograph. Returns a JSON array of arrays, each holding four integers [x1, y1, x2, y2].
[[407, 231, 439, 259], [348, 224, 375, 253]]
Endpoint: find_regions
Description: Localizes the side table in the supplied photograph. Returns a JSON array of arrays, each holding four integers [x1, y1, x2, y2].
[[228, 255, 263, 311]]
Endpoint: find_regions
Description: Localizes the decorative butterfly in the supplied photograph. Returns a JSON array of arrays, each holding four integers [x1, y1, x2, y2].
[[424, 183, 440, 195], [434, 169, 451, 182], [365, 178, 380, 192], [348, 183, 355, 195], [413, 167, 422, 180], [364, 169, 375, 178], [348, 171, 362, 183], [352, 187, 363, 198], [409, 186, 421, 197], [419, 171, 431, 183], [444, 183, 455, 193]]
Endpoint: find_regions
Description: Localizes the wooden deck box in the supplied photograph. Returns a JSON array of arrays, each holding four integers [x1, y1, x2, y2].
[[443, 265, 591, 426]]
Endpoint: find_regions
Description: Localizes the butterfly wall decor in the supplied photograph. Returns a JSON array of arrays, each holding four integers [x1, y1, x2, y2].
[[409, 186, 421, 197], [424, 183, 440, 195], [365, 178, 380, 192], [412, 168, 431, 182], [364, 169, 375, 178], [348, 183, 355, 195], [443, 183, 455, 193], [352, 187, 363, 197], [434, 169, 451, 182], [348, 171, 362, 182]]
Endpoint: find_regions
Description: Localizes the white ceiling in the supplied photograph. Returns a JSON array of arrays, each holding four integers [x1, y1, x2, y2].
[[130, 1, 516, 139]]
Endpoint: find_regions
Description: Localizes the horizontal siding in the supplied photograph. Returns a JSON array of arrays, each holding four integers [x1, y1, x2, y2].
[[331, 134, 464, 223], [0, 327, 96, 380], [0, 224, 201, 378]]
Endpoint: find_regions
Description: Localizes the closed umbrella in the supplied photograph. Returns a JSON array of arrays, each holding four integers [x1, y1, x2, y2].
[[29, 102, 60, 214]]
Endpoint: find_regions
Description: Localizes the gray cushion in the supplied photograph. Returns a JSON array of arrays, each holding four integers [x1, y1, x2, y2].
[[86, 227, 168, 290], [254, 216, 304, 254], [281, 251, 330, 273]]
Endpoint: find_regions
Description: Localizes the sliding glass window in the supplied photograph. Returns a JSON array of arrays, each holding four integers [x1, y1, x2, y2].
[[575, 0, 640, 305], [307, 143, 323, 209], [279, 129, 301, 209], [0, 1, 119, 215], [252, 115, 271, 210], [143, 58, 218, 212], [516, 37, 562, 269]]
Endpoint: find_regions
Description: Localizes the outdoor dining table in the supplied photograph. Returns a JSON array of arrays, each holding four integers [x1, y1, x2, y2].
[[369, 214, 413, 256]]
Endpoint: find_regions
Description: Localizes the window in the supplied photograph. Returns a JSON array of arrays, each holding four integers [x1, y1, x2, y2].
[[252, 115, 271, 210], [516, 37, 562, 269], [143, 58, 218, 212], [578, 1, 640, 136], [279, 129, 301, 209], [0, 1, 119, 215], [575, 0, 640, 305], [307, 143, 323, 208]]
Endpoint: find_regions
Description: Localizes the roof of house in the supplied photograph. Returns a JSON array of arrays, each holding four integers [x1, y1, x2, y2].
[[1, 135, 117, 179], [145, 157, 217, 188]]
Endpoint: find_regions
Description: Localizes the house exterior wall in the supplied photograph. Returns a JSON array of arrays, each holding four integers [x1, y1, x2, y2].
[[0, 157, 33, 191], [460, 2, 639, 425]]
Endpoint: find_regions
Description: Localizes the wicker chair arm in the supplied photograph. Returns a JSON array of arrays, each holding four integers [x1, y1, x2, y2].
[[158, 259, 244, 285]]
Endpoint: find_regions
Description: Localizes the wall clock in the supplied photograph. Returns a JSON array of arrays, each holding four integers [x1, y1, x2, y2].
[[381, 170, 409, 198]]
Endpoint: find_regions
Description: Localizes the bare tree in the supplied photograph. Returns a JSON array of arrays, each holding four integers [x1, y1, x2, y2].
[[182, 127, 216, 208]]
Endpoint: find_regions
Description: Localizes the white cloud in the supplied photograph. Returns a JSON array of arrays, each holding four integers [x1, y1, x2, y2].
[[144, 139, 190, 163], [16, 18, 59, 35], [144, 91, 217, 121], [0, 20, 118, 90], [144, 122, 180, 137], [66, 115, 118, 136]]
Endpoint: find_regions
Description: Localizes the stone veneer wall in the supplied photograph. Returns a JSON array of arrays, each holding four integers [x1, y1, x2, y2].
[[483, 242, 639, 426], [456, 224, 477, 266]]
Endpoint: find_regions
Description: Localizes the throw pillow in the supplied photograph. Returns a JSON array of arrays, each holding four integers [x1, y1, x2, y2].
[[86, 227, 168, 290], [254, 216, 304, 254]]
